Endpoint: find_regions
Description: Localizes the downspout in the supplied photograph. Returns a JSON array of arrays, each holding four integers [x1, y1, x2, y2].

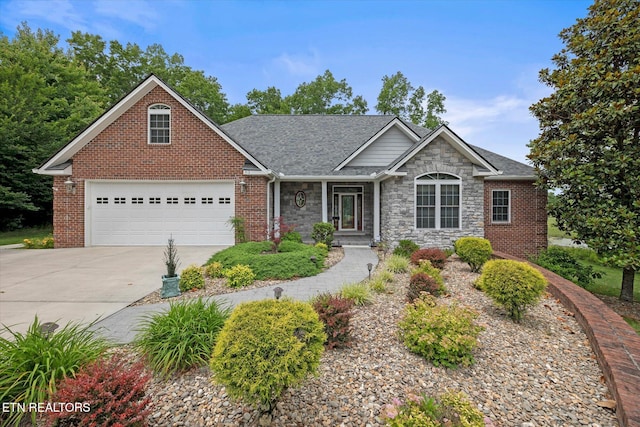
[[266, 173, 277, 240]]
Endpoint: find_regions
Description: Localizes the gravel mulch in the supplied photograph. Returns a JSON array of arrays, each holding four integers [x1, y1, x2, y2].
[[140, 255, 618, 427]]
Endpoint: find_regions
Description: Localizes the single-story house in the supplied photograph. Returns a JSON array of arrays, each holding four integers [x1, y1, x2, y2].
[[34, 75, 547, 257]]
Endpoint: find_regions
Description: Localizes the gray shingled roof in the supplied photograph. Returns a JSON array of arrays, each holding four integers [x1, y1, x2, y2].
[[221, 115, 533, 178]]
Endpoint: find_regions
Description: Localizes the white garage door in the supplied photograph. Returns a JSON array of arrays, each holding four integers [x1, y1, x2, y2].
[[88, 181, 235, 245]]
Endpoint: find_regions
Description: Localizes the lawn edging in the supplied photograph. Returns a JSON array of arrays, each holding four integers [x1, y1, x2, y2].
[[494, 250, 640, 427]]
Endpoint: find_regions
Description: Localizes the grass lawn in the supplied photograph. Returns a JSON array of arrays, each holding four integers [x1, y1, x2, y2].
[[547, 217, 573, 239], [0, 225, 52, 246]]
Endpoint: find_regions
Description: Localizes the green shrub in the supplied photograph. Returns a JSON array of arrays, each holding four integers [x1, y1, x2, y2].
[[134, 298, 230, 377], [314, 242, 329, 256], [478, 259, 548, 322], [208, 241, 325, 280], [398, 294, 484, 368], [223, 264, 256, 288], [311, 222, 335, 247], [282, 231, 303, 243], [312, 293, 355, 349], [204, 261, 224, 278], [0, 317, 109, 426], [386, 254, 410, 273], [376, 270, 395, 283], [369, 277, 388, 294], [407, 272, 445, 302], [45, 355, 151, 427], [340, 282, 372, 306], [383, 391, 484, 427], [531, 246, 601, 287], [393, 240, 420, 258], [410, 248, 447, 269], [454, 237, 492, 272], [228, 216, 247, 243], [179, 264, 205, 292], [210, 299, 325, 411]]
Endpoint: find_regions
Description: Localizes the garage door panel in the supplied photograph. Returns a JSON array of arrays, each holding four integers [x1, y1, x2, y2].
[[89, 182, 235, 246]]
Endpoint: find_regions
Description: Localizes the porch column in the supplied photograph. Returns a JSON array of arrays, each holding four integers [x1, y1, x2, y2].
[[321, 181, 328, 222], [274, 180, 281, 218], [373, 180, 380, 242]]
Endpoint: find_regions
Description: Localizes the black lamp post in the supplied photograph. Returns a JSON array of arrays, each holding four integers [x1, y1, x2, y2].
[[367, 263, 373, 280]]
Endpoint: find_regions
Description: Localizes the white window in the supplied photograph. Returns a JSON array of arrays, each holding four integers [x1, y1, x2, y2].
[[415, 173, 461, 229], [148, 104, 171, 144], [492, 190, 511, 223]]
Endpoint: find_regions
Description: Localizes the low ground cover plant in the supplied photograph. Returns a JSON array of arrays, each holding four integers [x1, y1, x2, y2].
[[223, 264, 256, 288], [393, 240, 419, 258], [45, 355, 151, 427], [312, 293, 355, 349], [382, 391, 484, 427], [531, 246, 601, 287], [386, 254, 410, 273], [179, 264, 205, 292], [210, 299, 325, 412], [0, 317, 109, 426], [340, 282, 373, 306], [207, 241, 326, 280], [398, 294, 484, 369], [410, 248, 447, 269], [134, 298, 230, 377], [22, 235, 54, 249], [478, 259, 548, 323], [454, 237, 492, 272]]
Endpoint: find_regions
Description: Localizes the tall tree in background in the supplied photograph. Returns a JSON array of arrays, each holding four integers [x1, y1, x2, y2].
[[0, 24, 106, 229], [375, 71, 447, 128], [528, 0, 639, 301], [286, 70, 368, 114], [246, 87, 290, 114]]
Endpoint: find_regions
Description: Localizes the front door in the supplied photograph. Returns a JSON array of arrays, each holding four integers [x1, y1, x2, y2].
[[341, 194, 356, 230]]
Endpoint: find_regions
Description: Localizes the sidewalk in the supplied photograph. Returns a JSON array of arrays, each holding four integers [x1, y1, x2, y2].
[[93, 246, 379, 344]]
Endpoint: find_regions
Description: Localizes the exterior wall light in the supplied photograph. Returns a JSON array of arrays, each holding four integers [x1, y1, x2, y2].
[[239, 180, 247, 193], [64, 178, 76, 194]]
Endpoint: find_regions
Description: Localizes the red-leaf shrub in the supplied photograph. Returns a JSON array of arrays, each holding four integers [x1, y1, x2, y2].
[[410, 248, 447, 269], [312, 293, 355, 349], [407, 272, 443, 302], [45, 355, 151, 427]]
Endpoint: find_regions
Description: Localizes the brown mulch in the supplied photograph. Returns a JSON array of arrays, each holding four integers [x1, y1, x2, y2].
[[595, 294, 640, 321]]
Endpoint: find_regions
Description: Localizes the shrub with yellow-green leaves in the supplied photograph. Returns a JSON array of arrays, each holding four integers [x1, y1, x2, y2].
[[454, 237, 492, 272], [382, 391, 484, 427], [398, 295, 484, 369], [477, 259, 548, 323], [204, 261, 224, 278], [223, 264, 256, 288], [210, 299, 325, 411], [179, 264, 205, 292]]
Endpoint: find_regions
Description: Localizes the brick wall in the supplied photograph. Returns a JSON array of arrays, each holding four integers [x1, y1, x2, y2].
[[53, 85, 268, 247], [484, 180, 547, 258]]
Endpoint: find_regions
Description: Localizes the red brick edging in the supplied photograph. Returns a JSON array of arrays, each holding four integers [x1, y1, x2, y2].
[[493, 251, 640, 427]]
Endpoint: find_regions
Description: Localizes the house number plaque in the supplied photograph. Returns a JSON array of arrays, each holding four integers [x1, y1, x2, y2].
[[295, 191, 306, 208]]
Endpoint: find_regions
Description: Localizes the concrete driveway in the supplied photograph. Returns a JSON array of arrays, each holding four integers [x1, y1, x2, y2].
[[0, 246, 224, 336]]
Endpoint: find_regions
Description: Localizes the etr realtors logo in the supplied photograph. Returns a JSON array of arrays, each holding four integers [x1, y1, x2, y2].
[[2, 402, 91, 413]]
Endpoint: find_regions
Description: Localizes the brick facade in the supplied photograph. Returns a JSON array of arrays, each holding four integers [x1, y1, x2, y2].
[[52, 86, 268, 247], [484, 180, 547, 258]]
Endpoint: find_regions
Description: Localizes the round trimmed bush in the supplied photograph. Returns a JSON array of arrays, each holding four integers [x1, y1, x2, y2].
[[210, 299, 326, 411], [454, 237, 493, 272], [223, 264, 256, 288], [478, 259, 548, 322], [410, 248, 447, 269], [407, 272, 444, 302], [179, 264, 205, 292], [204, 261, 224, 278], [311, 222, 335, 247]]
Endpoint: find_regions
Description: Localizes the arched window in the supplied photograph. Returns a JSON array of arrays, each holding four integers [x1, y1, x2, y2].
[[415, 173, 461, 229], [148, 104, 171, 144]]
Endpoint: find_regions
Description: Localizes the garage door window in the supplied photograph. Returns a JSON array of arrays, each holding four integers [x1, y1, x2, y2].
[[148, 104, 171, 144]]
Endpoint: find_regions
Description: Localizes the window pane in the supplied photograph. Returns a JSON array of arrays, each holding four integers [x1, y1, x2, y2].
[[441, 207, 459, 228], [416, 185, 435, 207], [417, 207, 435, 228], [492, 190, 510, 222]]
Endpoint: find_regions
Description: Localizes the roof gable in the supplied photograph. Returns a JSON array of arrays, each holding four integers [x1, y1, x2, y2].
[[34, 74, 269, 175], [335, 118, 422, 169]]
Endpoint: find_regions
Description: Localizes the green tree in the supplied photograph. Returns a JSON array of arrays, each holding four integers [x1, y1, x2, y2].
[[246, 86, 290, 114], [286, 70, 368, 114], [375, 71, 446, 128], [0, 24, 106, 229], [528, 0, 640, 301]]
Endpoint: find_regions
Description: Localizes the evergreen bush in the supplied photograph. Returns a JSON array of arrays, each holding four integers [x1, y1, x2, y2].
[[223, 264, 256, 288], [478, 259, 548, 322], [454, 237, 492, 272], [179, 264, 205, 292], [210, 299, 325, 411], [393, 240, 419, 258], [311, 222, 335, 247]]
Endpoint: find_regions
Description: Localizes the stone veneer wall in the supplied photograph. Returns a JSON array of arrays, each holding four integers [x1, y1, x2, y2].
[[380, 137, 484, 249], [279, 182, 324, 240]]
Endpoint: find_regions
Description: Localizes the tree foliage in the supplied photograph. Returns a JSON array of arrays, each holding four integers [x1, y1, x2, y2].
[[286, 70, 368, 115], [528, 0, 640, 301], [375, 71, 447, 128]]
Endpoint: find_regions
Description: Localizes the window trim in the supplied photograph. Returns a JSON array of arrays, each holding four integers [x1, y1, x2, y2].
[[148, 104, 171, 145], [491, 189, 511, 224], [414, 173, 462, 230]]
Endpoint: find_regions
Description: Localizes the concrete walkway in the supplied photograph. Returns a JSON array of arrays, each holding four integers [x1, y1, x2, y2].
[[93, 246, 379, 344]]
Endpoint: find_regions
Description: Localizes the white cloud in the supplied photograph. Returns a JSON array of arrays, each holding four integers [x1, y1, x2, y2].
[[93, 0, 160, 32], [4, 0, 88, 32], [274, 50, 321, 77]]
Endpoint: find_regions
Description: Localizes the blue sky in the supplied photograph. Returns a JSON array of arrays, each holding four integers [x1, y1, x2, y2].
[[0, 0, 593, 163]]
